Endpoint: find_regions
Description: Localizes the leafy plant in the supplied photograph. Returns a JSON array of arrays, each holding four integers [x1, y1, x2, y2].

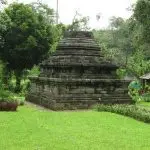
[[128, 80, 142, 103], [0, 80, 24, 105], [0, 89, 11, 101], [0, 2, 56, 92], [141, 93, 150, 102], [96, 104, 150, 123], [116, 68, 127, 79]]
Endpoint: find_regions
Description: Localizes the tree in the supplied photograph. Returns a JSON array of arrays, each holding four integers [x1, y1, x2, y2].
[[67, 11, 90, 31], [127, 50, 150, 77], [0, 9, 12, 85], [134, 0, 150, 35], [0, 11, 11, 47], [109, 16, 125, 29], [133, 0, 150, 56], [0, 0, 7, 5], [93, 17, 133, 66], [31, 1, 54, 24], [93, 2, 150, 78], [0, 3, 55, 92]]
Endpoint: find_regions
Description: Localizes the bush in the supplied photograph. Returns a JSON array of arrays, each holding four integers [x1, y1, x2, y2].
[[96, 104, 150, 123], [141, 93, 150, 102], [0, 89, 19, 111], [128, 80, 142, 103], [0, 85, 24, 105], [12, 95, 25, 106], [0, 79, 25, 111], [116, 68, 127, 79], [0, 90, 11, 100], [20, 79, 30, 94]]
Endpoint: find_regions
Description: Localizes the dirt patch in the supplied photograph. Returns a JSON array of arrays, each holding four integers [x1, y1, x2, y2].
[[25, 101, 91, 112], [25, 102, 53, 112]]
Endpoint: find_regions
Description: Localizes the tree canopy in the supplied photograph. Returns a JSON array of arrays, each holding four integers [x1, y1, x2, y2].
[[93, 8, 150, 78], [0, 2, 56, 91]]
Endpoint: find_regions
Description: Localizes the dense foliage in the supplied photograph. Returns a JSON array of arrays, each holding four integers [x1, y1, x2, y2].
[[0, 2, 56, 92], [94, 0, 150, 78], [134, 0, 150, 44], [67, 11, 90, 31], [97, 104, 150, 123]]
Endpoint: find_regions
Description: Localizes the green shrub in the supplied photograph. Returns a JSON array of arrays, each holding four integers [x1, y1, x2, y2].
[[0, 90, 10, 100], [12, 96, 25, 106], [96, 104, 150, 123], [28, 65, 40, 77], [0, 78, 25, 105], [0, 86, 24, 105], [116, 68, 127, 79], [128, 80, 142, 103], [141, 93, 150, 102], [20, 79, 30, 94]]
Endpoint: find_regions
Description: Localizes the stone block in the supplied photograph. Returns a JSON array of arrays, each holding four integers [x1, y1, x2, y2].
[[44, 85, 49, 92], [100, 91, 107, 94], [69, 88, 85, 94], [30, 83, 36, 93], [85, 88, 94, 94]]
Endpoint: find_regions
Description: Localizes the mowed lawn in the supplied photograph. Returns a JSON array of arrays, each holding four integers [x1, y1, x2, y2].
[[0, 105, 150, 150]]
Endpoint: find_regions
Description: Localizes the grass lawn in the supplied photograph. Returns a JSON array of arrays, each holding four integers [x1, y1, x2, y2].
[[137, 101, 150, 107], [0, 105, 150, 150], [136, 102, 150, 111]]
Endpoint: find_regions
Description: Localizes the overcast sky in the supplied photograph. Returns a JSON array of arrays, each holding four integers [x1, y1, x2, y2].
[[8, 0, 137, 29]]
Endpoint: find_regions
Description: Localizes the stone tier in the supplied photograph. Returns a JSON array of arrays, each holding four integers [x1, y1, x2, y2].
[[39, 31, 118, 80], [26, 77, 132, 110], [39, 63, 118, 79]]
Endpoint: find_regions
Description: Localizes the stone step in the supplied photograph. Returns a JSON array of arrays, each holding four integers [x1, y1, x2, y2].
[[55, 97, 130, 101], [54, 95, 130, 100], [53, 52, 101, 56], [58, 42, 99, 48], [63, 31, 93, 39], [49, 75, 115, 79], [102, 98, 131, 101], [56, 98, 131, 104], [102, 94, 130, 97], [41, 63, 118, 68], [102, 97, 131, 101], [60, 38, 96, 43], [55, 96, 99, 100], [53, 93, 129, 97], [48, 55, 102, 60], [57, 99, 99, 103], [57, 46, 100, 51], [56, 48, 101, 52], [55, 97, 99, 101], [99, 100, 132, 104]]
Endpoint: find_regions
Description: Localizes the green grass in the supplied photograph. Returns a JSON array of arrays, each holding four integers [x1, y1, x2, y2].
[[1, 105, 150, 150], [137, 101, 150, 107], [136, 102, 150, 111]]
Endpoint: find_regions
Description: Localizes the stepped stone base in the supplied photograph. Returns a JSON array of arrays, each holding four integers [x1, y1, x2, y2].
[[26, 77, 132, 110]]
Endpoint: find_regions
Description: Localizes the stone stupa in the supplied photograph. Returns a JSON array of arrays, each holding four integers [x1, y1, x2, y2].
[[26, 31, 132, 110]]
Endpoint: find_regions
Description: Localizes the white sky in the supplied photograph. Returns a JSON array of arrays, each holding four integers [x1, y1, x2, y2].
[[8, 0, 137, 29]]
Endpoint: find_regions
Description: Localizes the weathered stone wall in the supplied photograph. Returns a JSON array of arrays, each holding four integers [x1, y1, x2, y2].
[[26, 77, 132, 110], [40, 66, 117, 79]]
